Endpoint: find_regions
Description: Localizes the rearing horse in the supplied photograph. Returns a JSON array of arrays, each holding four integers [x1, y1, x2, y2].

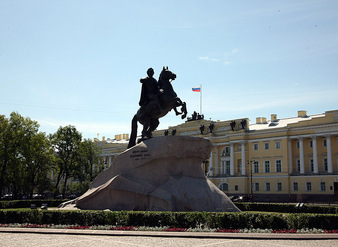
[[127, 67, 187, 148]]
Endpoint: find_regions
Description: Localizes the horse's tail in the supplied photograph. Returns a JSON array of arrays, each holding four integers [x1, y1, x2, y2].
[[127, 114, 138, 149]]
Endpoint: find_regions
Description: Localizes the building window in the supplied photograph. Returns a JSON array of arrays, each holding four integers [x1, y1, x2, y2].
[[264, 143, 269, 150], [275, 141, 281, 149], [235, 185, 238, 191], [297, 160, 301, 172], [323, 139, 327, 147], [309, 140, 313, 148], [320, 182, 326, 192], [253, 161, 259, 173], [310, 159, 314, 172], [323, 158, 328, 172], [221, 147, 230, 157], [264, 161, 270, 173], [226, 161, 231, 174], [221, 160, 231, 175], [306, 182, 312, 191], [297, 141, 299, 149], [253, 143, 258, 151], [221, 161, 226, 174], [221, 183, 229, 191], [293, 182, 298, 191], [237, 161, 241, 174], [277, 182, 282, 191], [265, 182, 271, 191], [276, 160, 282, 172], [254, 182, 259, 191]]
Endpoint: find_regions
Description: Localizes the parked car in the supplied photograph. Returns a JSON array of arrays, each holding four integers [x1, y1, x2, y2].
[[228, 195, 239, 202], [233, 195, 251, 202], [66, 194, 77, 199], [2, 194, 13, 200], [55, 194, 63, 199], [32, 194, 45, 199]]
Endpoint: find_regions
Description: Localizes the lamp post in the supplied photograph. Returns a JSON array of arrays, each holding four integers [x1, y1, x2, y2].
[[247, 160, 255, 202]]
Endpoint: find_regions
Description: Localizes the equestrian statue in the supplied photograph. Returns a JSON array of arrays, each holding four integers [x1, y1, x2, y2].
[[127, 67, 187, 148]]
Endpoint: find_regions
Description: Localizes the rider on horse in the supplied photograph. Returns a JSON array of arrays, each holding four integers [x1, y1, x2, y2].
[[139, 68, 163, 113], [127, 67, 187, 148]]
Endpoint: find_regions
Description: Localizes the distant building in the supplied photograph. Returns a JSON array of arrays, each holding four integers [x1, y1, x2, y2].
[[94, 134, 130, 168], [97, 110, 338, 203]]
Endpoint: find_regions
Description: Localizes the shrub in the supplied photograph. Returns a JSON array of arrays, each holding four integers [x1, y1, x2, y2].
[[235, 202, 338, 214], [1, 209, 338, 230], [0, 200, 67, 209]]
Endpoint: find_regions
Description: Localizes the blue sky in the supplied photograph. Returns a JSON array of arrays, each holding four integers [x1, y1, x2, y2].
[[1, 0, 338, 140]]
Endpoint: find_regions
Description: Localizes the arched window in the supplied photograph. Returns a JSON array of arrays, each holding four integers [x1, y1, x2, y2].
[[221, 146, 230, 157], [220, 183, 229, 191]]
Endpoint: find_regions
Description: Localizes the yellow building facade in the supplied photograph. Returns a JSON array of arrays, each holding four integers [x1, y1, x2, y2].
[[96, 110, 338, 203]]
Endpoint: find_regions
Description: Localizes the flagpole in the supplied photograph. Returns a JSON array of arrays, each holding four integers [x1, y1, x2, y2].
[[200, 84, 202, 115]]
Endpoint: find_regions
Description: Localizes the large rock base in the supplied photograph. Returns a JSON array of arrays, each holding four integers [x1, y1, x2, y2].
[[59, 136, 240, 212]]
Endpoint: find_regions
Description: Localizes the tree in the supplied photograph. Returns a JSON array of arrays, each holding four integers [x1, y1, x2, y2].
[[0, 114, 10, 195], [0, 112, 41, 198], [75, 138, 102, 192], [50, 125, 82, 197], [23, 132, 55, 197]]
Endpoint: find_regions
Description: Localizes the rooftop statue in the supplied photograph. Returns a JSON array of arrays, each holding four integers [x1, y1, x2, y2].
[[128, 67, 187, 148]]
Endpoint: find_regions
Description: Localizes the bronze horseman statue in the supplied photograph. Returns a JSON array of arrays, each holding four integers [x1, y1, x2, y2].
[[128, 67, 187, 148]]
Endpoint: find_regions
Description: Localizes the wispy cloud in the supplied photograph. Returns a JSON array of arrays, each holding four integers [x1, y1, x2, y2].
[[232, 48, 239, 54], [198, 56, 220, 62], [198, 48, 239, 66]]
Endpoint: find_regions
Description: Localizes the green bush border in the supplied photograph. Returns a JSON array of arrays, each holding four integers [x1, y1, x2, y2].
[[235, 202, 338, 214], [2, 201, 338, 214], [1, 209, 338, 230], [0, 200, 67, 209]]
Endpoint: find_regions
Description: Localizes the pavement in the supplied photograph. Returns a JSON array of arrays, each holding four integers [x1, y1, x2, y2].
[[1, 227, 338, 247]]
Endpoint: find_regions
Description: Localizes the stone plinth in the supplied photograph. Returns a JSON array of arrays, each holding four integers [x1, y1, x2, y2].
[[59, 136, 240, 212]]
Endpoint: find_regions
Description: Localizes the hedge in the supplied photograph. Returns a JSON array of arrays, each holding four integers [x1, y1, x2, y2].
[[2, 201, 337, 215], [1, 209, 338, 230], [0, 200, 67, 209], [234, 203, 338, 214]]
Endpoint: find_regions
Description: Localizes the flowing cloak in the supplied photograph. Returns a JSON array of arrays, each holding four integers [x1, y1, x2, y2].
[[139, 77, 159, 107]]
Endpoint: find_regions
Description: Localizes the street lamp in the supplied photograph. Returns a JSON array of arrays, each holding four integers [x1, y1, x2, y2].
[[247, 160, 255, 202]]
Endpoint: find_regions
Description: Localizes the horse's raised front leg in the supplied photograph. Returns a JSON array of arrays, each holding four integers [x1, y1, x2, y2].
[[181, 102, 187, 119], [173, 98, 184, 115], [174, 107, 181, 115]]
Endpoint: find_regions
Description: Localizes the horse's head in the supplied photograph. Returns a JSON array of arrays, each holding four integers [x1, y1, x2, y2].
[[159, 66, 176, 82]]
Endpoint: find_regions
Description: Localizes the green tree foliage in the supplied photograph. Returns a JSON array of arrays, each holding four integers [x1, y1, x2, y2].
[[0, 112, 53, 198], [1, 112, 104, 198], [23, 132, 55, 197], [0, 115, 10, 195], [75, 139, 102, 193], [50, 125, 82, 197]]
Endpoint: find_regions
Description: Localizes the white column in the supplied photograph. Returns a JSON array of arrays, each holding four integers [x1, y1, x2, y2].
[[312, 136, 318, 174], [241, 141, 246, 176], [288, 139, 293, 174], [230, 143, 235, 176], [108, 155, 112, 167], [299, 138, 305, 174], [209, 150, 214, 176], [104, 156, 107, 169], [326, 135, 333, 173], [214, 146, 219, 175]]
